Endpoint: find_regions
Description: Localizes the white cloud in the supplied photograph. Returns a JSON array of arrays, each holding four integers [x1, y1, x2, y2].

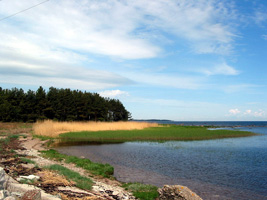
[[244, 110, 252, 115], [0, 0, 239, 91], [263, 35, 267, 40], [0, 0, 237, 61], [253, 110, 266, 117], [228, 109, 266, 118], [99, 90, 129, 98], [229, 108, 240, 115], [203, 63, 239, 76], [132, 0, 237, 54], [0, 56, 133, 90]]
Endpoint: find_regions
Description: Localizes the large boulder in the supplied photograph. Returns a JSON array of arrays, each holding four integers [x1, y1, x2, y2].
[[158, 185, 202, 200]]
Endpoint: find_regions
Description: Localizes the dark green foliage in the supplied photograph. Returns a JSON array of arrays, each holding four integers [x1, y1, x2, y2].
[[41, 149, 114, 177], [0, 86, 131, 122]]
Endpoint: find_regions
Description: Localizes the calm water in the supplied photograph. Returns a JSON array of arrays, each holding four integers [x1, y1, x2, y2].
[[56, 123, 267, 200]]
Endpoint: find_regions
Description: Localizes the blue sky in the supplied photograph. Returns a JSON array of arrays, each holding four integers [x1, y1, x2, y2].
[[0, 0, 266, 121]]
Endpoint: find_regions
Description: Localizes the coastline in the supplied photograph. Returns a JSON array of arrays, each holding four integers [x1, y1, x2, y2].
[[0, 124, 203, 200], [0, 130, 136, 199]]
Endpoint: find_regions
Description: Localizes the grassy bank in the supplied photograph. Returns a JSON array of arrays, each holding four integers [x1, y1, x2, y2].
[[58, 125, 256, 143], [41, 149, 114, 178], [41, 149, 159, 200]]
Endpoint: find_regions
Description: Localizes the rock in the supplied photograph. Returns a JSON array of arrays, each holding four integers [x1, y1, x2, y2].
[[0, 167, 6, 190], [158, 185, 202, 200], [21, 190, 41, 200], [6, 183, 60, 200], [17, 175, 40, 182], [4, 197, 16, 200], [0, 190, 5, 199]]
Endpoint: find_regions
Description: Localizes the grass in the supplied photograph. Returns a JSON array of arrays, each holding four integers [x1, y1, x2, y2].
[[58, 125, 256, 143], [19, 178, 36, 185], [33, 120, 158, 137], [41, 149, 114, 178], [123, 183, 159, 200], [20, 157, 36, 164], [45, 164, 93, 190]]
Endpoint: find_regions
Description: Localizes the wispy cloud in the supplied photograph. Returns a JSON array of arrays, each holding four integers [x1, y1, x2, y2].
[[222, 84, 260, 93], [202, 62, 239, 76], [0, 0, 239, 90], [124, 72, 203, 90], [254, 10, 267, 25], [131, 0, 237, 55], [0, 0, 237, 60]]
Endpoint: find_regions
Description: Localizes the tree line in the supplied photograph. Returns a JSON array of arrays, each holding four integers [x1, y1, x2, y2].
[[0, 86, 131, 122]]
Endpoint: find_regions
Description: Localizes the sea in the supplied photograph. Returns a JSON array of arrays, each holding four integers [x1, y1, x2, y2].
[[56, 121, 267, 200]]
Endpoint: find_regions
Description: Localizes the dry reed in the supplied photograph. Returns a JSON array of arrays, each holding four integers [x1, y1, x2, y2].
[[33, 120, 159, 137]]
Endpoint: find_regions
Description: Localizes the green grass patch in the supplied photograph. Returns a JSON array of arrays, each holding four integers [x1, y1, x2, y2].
[[33, 134, 53, 141], [20, 157, 36, 164], [46, 164, 93, 190], [123, 183, 159, 200], [19, 178, 36, 185], [41, 149, 114, 178], [59, 125, 256, 143]]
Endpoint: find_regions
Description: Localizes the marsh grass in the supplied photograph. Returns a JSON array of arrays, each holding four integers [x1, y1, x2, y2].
[[41, 149, 114, 177], [33, 120, 158, 137], [59, 125, 256, 143]]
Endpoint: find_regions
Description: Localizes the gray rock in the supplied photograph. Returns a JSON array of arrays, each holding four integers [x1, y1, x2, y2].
[[7, 183, 60, 200], [158, 185, 202, 200]]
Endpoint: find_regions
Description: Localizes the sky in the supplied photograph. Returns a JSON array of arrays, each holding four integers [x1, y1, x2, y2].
[[0, 0, 266, 121]]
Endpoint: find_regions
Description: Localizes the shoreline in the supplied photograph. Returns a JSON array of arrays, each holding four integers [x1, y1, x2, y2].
[[0, 124, 137, 199], [0, 124, 203, 200]]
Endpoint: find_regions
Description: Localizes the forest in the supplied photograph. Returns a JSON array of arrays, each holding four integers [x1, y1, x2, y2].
[[0, 86, 131, 122]]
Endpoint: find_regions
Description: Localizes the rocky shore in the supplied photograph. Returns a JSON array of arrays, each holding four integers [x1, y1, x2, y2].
[[0, 126, 202, 200]]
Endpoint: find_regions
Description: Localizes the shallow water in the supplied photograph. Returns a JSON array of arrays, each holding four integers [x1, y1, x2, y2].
[[56, 127, 267, 200]]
